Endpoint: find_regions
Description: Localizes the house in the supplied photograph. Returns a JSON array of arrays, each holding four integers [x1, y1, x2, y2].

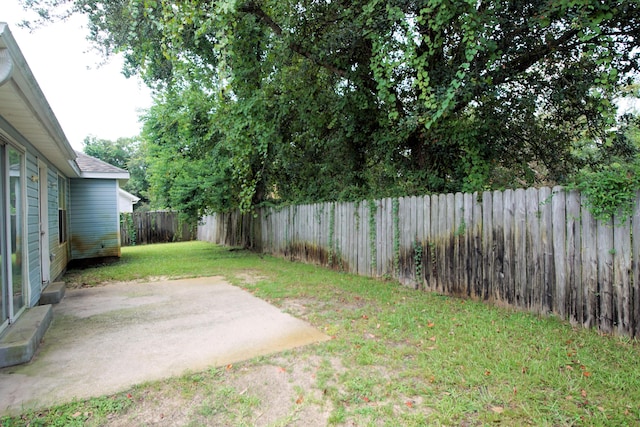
[[118, 188, 140, 213], [0, 23, 129, 367]]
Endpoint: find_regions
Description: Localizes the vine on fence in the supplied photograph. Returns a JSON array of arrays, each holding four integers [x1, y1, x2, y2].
[[392, 198, 400, 277], [120, 213, 136, 246], [368, 200, 377, 272], [414, 239, 423, 286], [575, 163, 640, 222]]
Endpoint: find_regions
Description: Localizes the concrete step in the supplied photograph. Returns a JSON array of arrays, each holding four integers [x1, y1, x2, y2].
[[0, 305, 52, 368], [39, 281, 65, 305]]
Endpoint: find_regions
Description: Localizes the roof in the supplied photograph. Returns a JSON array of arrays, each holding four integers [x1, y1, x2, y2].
[[118, 187, 140, 203], [0, 23, 80, 177], [75, 151, 130, 179]]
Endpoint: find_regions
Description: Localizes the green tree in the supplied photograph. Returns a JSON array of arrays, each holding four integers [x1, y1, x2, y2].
[[24, 0, 640, 212]]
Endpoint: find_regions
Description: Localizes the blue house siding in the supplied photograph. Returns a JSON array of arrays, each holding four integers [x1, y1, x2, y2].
[[69, 179, 120, 259], [26, 153, 41, 307]]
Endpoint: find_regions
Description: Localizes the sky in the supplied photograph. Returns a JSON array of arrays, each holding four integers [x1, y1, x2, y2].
[[2, 1, 153, 151]]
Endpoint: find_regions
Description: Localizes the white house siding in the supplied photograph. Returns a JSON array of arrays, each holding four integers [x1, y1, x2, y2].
[[69, 178, 120, 259], [26, 152, 41, 307]]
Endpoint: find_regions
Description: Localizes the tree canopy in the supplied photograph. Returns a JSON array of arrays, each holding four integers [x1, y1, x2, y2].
[[22, 0, 640, 219]]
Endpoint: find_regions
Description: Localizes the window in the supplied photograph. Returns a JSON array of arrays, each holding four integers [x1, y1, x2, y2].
[[58, 175, 67, 244]]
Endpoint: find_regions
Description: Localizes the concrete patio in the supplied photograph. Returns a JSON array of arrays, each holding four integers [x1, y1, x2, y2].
[[0, 277, 329, 416]]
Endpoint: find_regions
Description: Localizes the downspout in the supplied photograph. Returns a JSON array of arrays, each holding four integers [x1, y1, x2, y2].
[[0, 48, 12, 86]]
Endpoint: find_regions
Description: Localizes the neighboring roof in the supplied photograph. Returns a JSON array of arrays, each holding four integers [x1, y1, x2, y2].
[[0, 23, 80, 177], [118, 187, 140, 203], [75, 151, 130, 179]]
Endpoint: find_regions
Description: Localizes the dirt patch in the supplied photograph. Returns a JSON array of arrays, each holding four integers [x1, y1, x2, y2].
[[235, 271, 267, 285], [103, 354, 342, 426], [66, 276, 180, 289]]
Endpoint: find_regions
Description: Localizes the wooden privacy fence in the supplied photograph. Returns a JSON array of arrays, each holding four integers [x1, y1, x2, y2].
[[198, 186, 640, 338], [121, 211, 196, 246]]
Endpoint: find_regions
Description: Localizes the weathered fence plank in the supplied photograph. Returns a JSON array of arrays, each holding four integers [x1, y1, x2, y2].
[[463, 192, 474, 297], [482, 191, 493, 301], [514, 189, 527, 308], [492, 190, 504, 302], [597, 218, 614, 333], [472, 192, 483, 299], [552, 187, 567, 317], [582, 195, 598, 329], [613, 216, 631, 335], [566, 190, 581, 324], [503, 189, 514, 304], [539, 187, 553, 313]]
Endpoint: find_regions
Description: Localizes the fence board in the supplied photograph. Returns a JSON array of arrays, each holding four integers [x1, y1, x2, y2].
[[566, 190, 581, 323], [514, 189, 526, 308], [552, 187, 567, 317], [614, 216, 631, 335], [492, 191, 504, 302], [454, 193, 464, 294], [423, 196, 432, 290], [438, 194, 448, 293], [597, 218, 614, 333], [539, 187, 553, 313], [613, 219, 632, 335], [430, 195, 439, 291], [482, 191, 493, 301], [582, 195, 598, 328], [463, 193, 474, 297], [472, 193, 483, 299], [503, 189, 514, 304]]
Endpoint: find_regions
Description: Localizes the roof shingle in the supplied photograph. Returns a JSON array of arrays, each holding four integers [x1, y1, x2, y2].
[[75, 151, 127, 174]]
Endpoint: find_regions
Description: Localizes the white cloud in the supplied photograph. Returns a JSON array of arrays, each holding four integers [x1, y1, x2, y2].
[[2, 1, 153, 150]]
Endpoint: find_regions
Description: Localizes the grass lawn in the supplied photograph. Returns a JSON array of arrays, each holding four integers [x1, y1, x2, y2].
[[3, 241, 639, 426]]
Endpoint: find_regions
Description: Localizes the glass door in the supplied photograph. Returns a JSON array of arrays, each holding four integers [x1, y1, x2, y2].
[[0, 145, 6, 332], [0, 143, 26, 333], [9, 146, 25, 317]]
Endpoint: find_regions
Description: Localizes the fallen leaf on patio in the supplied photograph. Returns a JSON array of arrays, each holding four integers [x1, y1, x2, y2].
[[490, 406, 504, 414]]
